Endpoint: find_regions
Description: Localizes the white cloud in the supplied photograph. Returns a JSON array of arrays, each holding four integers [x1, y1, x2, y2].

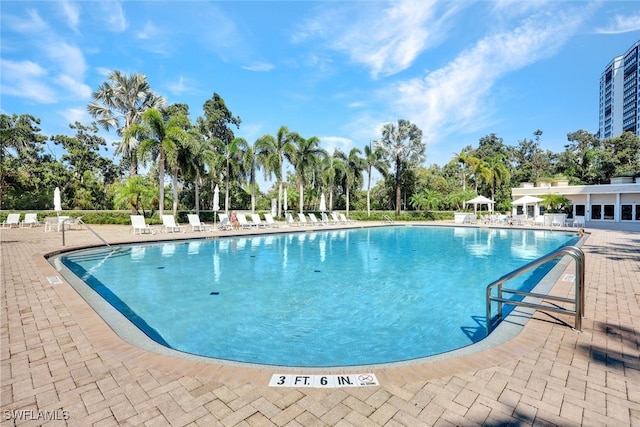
[[596, 14, 640, 34], [98, 0, 127, 32], [320, 136, 354, 155], [60, 0, 80, 32], [55, 74, 92, 99], [136, 21, 158, 40], [60, 107, 90, 125], [388, 6, 591, 147], [296, 1, 466, 78], [0, 59, 56, 103], [242, 62, 275, 72], [44, 41, 87, 79]]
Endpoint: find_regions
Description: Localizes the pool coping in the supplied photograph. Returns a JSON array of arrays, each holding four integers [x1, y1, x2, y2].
[[44, 225, 587, 382]]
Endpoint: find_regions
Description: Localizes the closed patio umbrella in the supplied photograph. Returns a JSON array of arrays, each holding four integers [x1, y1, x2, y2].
[[213, 185, 220, 227], [319, 193, 327, 212], [54, 187, 62, 215]]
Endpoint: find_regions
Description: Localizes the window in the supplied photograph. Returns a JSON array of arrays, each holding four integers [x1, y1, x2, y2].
[[636, 205, 640, 221], [603, 205, 615, 220], [575, 205, 585, 216], [592, 205, 602, 220], [622, 205, 633, 220]]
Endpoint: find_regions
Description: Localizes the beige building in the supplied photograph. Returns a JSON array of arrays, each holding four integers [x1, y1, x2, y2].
[[511, 177, 640, 230]]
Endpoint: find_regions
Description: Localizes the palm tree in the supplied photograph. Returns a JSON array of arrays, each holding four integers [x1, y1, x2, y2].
[[132, 108, 189, 217], [336, 148, 364, 216], [217, 137, 247, 214], [321, 153, 345, 212], [183, 131, 220, 215], [285, 135, 327, 214], [87, 70, 166, 177], [374, 119, 425, 216], [255, 126, 296, 217], [244, 142, 260, 213], [363, 143, 388, 216], [409, 189, 440, 211], [484, 154, 511, 203], [452, 149, 473, 192]]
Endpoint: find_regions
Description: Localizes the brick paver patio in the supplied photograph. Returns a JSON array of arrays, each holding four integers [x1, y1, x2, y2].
[[1, 221, 639, 426]]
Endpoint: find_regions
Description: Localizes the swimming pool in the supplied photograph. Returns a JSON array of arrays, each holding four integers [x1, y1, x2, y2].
[[56, 226, 578, 367]]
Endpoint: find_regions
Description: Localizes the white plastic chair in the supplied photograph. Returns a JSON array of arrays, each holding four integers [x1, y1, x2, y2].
[[161, 215, 184, 233]]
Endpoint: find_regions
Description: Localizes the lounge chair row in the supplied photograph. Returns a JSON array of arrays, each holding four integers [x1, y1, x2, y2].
[[1, 213, 43, 228], [285, 212, 354, 227], [1, 213, 75, 231], [130, 212, 356, 234]]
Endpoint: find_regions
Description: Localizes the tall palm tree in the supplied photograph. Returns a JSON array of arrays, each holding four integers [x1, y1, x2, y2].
[[363, 143, 388, 216], [285, 135, 326, 214], [484, 154, 511, 203], [244, 142, 260, 213], [255, 126, 296, 217], [452, 149, 473, 192], [336, 148, 364, 216], [222, 137, 248, 213], [87, 70, 166, 177], [183, 131, 220, 215], [321, 153, 344, 212], [133, 108, 190, 217], [374, 119, 425, 216]]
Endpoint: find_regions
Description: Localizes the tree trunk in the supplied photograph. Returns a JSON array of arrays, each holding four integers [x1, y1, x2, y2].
[[395, 157, 402, 216]]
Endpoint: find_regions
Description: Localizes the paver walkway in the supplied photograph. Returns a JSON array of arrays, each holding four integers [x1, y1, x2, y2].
[[1, 222, 639, 426]]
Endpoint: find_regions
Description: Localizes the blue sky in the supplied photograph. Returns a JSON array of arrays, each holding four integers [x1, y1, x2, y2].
[[2, 1, 640, 189]]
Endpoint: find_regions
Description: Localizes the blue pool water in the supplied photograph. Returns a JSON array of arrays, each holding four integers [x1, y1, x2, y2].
[[60, 226, 578, 367]]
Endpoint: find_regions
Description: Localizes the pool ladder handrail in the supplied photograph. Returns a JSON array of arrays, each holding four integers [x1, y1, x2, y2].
[[382, 214, 394, 225], [61, 217, 112, 248], [486, 245, 585, 334]]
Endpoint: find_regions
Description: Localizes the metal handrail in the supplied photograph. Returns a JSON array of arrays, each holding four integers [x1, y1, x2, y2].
[[486, 245, 585, 333], [382, 215, 394, 224], [62, 217, 112, 248]]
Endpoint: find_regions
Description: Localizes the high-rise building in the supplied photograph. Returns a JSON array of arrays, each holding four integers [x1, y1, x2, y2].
[[598, 40, 640, 139]]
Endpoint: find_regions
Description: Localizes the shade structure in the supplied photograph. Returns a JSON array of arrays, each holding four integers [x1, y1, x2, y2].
[[54, 187, 62, 213], [512, 195, 543, 205], [465, 195, 494, 213], [319, 193, 327, 212]]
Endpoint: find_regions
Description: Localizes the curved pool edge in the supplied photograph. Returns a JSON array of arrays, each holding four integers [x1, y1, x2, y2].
[[45, 228, 588, 377]]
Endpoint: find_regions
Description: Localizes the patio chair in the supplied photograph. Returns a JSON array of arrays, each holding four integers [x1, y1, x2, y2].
[[21, 213, 41, 227], [161, 215, 184, 233], [338, 213, 355, 224], [218, 213, 230, 230], [573, 215, 585, 228], [187, 214, 212, 232], [130, 215, 155, 235], [321, 212, 335, 225], [250, 213, 267, 228], [297, 213, 312, 226], [308, 213, 324, 226], [1, 213, 21, 228], [236, 213, 253, 229], [263, 213, 280, 228], [331, 212, 342, 224], [285, 213, 300, 227]]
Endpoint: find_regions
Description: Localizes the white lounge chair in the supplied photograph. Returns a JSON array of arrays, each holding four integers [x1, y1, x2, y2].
[[331, 212, 341, 224], [308, 213, 323, 226], [2, 213, 21, 228], [21, 213, 40, 227], [218, 213, 230, 230], [130, 215, 155, 235], [250, 213, 267, 228], [338, 213, 355, 224], [161, 215, 184, 233], [187, 214, 212, 232], [573, 215, 585, 228], [236, 213, 253, 229], [297, 213, 312, 226], [263, 213, 280, 228], [285, 213, 300, 226], [321, 212, 335, 225]]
